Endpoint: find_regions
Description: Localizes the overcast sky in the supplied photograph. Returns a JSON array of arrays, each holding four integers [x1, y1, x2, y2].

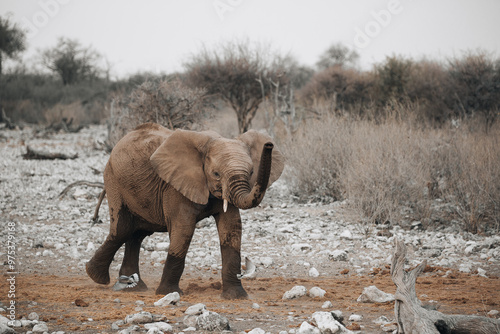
[[2, 0, 500, 78]]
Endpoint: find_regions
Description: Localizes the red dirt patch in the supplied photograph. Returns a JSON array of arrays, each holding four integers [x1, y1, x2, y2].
[[3, 272, 499, 332]]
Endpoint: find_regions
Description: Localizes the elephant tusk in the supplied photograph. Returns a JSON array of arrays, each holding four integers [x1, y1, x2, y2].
[[223, 199, 228, 213]]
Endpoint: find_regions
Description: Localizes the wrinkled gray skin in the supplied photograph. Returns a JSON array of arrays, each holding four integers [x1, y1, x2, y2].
[[86, 123, 284, 299]]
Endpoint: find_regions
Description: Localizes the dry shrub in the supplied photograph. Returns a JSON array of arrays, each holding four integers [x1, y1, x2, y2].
[[282, 102, 500, 232], [298, 65, 375, 114], [106, 79, 209, 149], [44, 101, 87, 125], [433, 128, 500, 233]]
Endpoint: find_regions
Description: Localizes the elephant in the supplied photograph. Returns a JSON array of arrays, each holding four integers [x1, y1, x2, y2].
[[86, 123, 284, 299]]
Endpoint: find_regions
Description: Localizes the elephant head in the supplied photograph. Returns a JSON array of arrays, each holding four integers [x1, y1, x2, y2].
[[149, 129, 284, 210]]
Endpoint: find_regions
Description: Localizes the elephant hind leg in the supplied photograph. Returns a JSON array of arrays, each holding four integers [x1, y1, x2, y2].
[[119, 229, 153, 292], [86, 206, 136, 285]]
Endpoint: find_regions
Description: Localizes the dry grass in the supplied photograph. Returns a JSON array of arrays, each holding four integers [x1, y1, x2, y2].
[[281, 105, 500, 232]]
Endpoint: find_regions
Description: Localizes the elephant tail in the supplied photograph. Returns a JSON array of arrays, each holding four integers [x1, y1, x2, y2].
[[90, 189, 106, 227]]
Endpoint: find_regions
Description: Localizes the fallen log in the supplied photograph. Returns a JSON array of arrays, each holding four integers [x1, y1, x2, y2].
[[391, 238, 500, 333], [23, 146, 78, 160]]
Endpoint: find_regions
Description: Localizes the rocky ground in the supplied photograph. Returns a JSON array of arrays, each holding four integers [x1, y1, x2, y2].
[[0, 125, 499, 333]]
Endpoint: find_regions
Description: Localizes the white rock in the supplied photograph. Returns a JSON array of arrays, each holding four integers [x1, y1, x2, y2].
[[32, 322, 49, 333], [144, 322, 173, 332], [311, 311, 341, 333], [329, 250, 348, 262], [297, 321, 321, 334], [248, 328, 266, 334], [118, 325, 141, 334], [185, 303, 206, 315], [42, 249, 54, 257], [357, 286, 395, 303], [309, 287, 326, 298], [340, 229, 353, 239], [196, 311, 230, 331], [309, 267, 320, 277], [322, 301, 333, 309], [183, 315, 198, 328], [0, 315, 8, 326], [260, 257, 274, 267], [124, 311, 153, 324], [86, 242, 95, 252], [28, 312, 39, 321], [154, 292, 180, 306], [459, 263, 472, 273], [155, 242, 170, 251], [73, 188, 88, 198], [477, 268, 488, 278], [252, 303, 260, 309], [20, 319, 36, 328], [0, 323, 15, 334], [373, 316, 391, 325], [292, 243, 313, 252], [348, 314, 363, 322], [283, 285, 307, 300]]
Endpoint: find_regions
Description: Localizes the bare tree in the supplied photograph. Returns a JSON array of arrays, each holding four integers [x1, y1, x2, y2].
[[40, 37, 103, 85], [106, 79, 209, 150], [448, 51, 500, 132], [0, 14, 26, 77], [257, 55, 306, 137], [316, 43, 359, 70], [185, 40, 282, 134]]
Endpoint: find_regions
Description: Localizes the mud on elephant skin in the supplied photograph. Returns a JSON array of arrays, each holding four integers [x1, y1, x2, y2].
[[86, 123, 285, 299]]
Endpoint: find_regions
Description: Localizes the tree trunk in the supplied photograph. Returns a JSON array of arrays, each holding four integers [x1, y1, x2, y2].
[[391, 238, 500, 333]]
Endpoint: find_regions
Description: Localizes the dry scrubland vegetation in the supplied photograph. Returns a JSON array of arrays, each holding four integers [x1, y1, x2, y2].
[[1, 22, 499, 234]]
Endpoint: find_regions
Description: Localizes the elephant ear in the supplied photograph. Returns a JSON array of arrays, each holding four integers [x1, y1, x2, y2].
[[150, 129, 219, 205], [238, 130, 285, 188]]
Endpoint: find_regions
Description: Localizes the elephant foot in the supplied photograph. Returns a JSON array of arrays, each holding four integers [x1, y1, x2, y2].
[[86, 260, 110, 285], [155, 284, 183, 296], [118, 279, 149, 292], [221, 285, 248, 300]]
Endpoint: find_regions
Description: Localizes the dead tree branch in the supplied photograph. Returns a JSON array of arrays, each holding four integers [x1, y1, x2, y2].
[[58, 181, 104, 198], [391, 238, 500, 333], [59, 181, 106, 226]]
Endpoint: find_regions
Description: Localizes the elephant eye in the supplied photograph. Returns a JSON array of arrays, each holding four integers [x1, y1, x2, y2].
[[213, 171, 221, 179], [249, 169, 254, 177]]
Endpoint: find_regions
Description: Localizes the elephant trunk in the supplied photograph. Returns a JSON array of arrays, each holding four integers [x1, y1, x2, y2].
[[227, 142, 274, 210]]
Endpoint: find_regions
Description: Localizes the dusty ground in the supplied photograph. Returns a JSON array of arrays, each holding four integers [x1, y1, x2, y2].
[[1, 125, 499, 333], [1, 270, 499, 333]]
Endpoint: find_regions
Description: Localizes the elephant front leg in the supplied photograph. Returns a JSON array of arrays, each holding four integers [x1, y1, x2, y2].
[[215, 207, 248, 299], [156, 225, 196, 295]]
